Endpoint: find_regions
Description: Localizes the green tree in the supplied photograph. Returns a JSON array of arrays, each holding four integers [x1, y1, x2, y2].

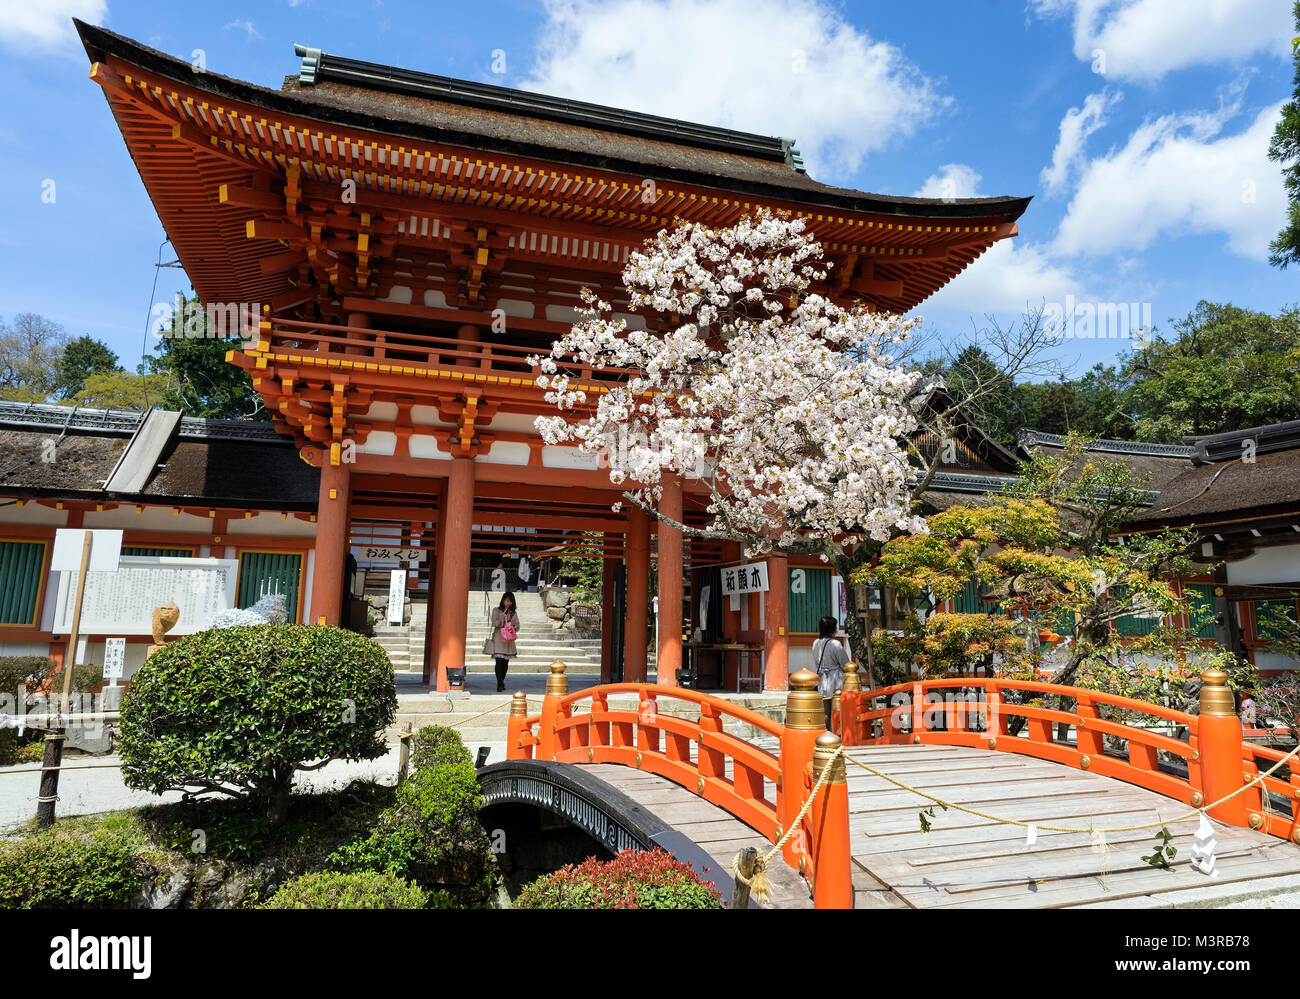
[[145, 293, 267, 419], [1268, 2, 1300, 268], [54, 336, 120, 399], [943, 345, 1025, 447], [1122, 301, 1300, 440], [68, 371, 174, 411], [0, 313, 67, 400], [857, 435, 1236, 700]]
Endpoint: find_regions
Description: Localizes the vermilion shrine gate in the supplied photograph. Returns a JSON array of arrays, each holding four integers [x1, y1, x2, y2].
[[78, 21, 1030, 690]]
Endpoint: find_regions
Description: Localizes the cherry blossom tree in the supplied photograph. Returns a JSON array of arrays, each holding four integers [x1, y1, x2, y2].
[[534, 210, 928, 677]]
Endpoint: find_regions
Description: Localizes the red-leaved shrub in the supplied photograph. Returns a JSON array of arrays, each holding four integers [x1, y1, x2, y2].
[[514, 848, 721, 909]]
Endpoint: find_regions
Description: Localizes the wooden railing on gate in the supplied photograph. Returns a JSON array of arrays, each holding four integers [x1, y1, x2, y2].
[[506, 663, 853, 908]]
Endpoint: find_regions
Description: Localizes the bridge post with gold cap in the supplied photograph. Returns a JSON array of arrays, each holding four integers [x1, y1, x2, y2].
[[538, 661, 570, 761], [506, 690, 532, 761], [811, 731, 853, 909], [1194, 667, 1249, 827], [780, 668, 826, 870], [839, 661, 863, 746]]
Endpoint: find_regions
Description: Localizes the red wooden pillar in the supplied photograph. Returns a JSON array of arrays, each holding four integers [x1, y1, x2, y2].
[[600, 535, 619, 683], [309, 459, 351, 626], [422, 482, 447, 685], [624, 506, 650, 683], [656, 476, 683, 686], [720, 541, 742, 687], [764, 554, 789, 691], [433, 457, 474, 692]]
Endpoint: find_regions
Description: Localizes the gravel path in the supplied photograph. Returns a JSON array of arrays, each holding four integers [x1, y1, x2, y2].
[[0, 739, 509, 831]]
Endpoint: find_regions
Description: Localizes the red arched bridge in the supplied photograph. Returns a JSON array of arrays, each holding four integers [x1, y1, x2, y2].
[[479, 664, 1300, 908]]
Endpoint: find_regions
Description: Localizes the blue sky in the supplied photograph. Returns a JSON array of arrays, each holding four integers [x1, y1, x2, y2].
[[0, 0, 1295, 382]]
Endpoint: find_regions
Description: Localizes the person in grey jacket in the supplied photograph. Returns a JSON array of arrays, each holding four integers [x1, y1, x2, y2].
[[811, 615, 850, 730]]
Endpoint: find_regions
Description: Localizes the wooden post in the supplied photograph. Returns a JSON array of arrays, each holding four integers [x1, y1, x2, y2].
[[433, 457, 474, 691], [763, 554, 789, 691], [780, 669, 824, 870], [732, 846, 758, 910], [37, 532, 93, 828], [506, 691, 531, 760], [397, 722, 413, 785], [811, 732, 853, 909], [308, 459, 352, 626], [1195, 668, 1250, 827]]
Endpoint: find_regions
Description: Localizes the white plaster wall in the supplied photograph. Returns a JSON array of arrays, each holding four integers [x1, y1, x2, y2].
[[1226, 543, 1300, 584], [409, 435, 450, 460], [226, 512, 316, 538], [541, 445, 599, 470], [83, 507, 212, 532], [358, 431, 397, 456], [491, 298, 535, 319], [0, 503, 66, 526], [477, 441, 530, 465], [410, 406, 452, 426], [363, 401, 398, 422]]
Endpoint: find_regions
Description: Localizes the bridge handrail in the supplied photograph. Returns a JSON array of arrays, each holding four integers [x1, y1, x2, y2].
[[841, 669, 1299, 844], [507, 666, 855, 905], [852, 676, 1197, 728], [556, 682, 786, 739]]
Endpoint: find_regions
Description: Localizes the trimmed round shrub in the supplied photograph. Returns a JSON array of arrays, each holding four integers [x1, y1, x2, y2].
[[118, 624, 396, 823], [262, 870, 427, 909], [0, 655, 55, 697], [0, 655, 58, 766], [0, 828, 139, 909], [329, 725, 498, 904], [515, 849, 722, 909]]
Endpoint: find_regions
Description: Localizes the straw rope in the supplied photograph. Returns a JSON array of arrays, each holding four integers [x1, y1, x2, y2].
[[842, 741, 1300, 835], [732, 744, 846, 904]]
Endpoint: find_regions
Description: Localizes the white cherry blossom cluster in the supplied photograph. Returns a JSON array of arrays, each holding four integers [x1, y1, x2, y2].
[[533, 210, 926, 549]]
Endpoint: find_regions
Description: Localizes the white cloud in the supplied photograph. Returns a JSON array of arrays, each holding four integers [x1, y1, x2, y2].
[[917, 237, 1090, 320], [913, 163, 983, 200], [1040, 90, 1121, 196], [523, 0, 948, 181], [0, 0, 107, 50], [1052, 101, 1286, 260], [1032, 0, 1293, 82], [223, 19, 262, 41]]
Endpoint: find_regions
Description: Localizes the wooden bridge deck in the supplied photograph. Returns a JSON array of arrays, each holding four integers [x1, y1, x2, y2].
[[578, 744, 1300, 909], [843, 745, 1300, 908]]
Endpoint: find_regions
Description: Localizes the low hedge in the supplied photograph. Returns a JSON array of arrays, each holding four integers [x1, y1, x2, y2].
[[329, 725, 498, 904], [0, 827, 140, 909], [515, 849, 721, 909], [262, 870, 428, 909]]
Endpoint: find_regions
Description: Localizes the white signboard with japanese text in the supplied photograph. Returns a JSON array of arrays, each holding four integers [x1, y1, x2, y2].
[[720, 561, 769, 597], [52, 556, 238, 636], [387, 570, 405, 625], [103, 638, 126, 680], [362, 547, 427, 563]]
